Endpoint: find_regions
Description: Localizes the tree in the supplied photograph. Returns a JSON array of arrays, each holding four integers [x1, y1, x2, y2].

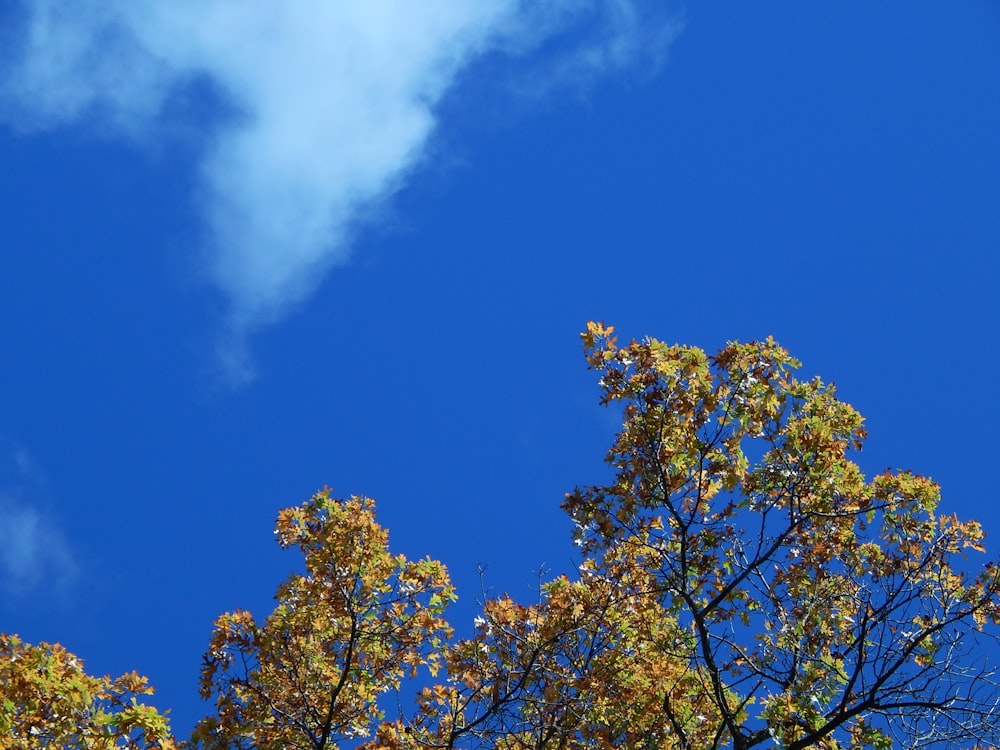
[[0, 633, 174, 749], [554, 322, 1000, 749], [374, 322, 1000, 750], [190, 492, 455, 750]]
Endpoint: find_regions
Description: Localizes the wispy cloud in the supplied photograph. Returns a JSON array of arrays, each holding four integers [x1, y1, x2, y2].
[[0, 447, 76, 596], [0, 1, 678, 382], [0, 496, 76, 594]]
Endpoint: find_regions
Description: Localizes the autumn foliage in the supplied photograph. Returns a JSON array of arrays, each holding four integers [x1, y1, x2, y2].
[[189, 494, 455, 749], [0, 634, 174, 749], [3, 323, 999, 749]]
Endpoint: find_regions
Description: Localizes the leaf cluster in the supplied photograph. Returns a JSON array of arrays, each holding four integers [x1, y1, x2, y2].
[[189, 492, 455, 750], [0, 634, 174, 749]]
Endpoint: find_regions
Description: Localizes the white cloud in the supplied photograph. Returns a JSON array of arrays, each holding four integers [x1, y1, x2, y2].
[[0, 448, 76, 595], [0, 497, 74, 593], [0, 0, 678, 381]]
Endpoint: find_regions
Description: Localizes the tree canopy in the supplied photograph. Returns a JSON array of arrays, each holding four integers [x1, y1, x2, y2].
[[3, 323, 999, 749], [0, 633, 174, 749]]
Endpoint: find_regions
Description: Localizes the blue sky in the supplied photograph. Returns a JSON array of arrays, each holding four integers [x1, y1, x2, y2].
[[1, 1, 998, 738]]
